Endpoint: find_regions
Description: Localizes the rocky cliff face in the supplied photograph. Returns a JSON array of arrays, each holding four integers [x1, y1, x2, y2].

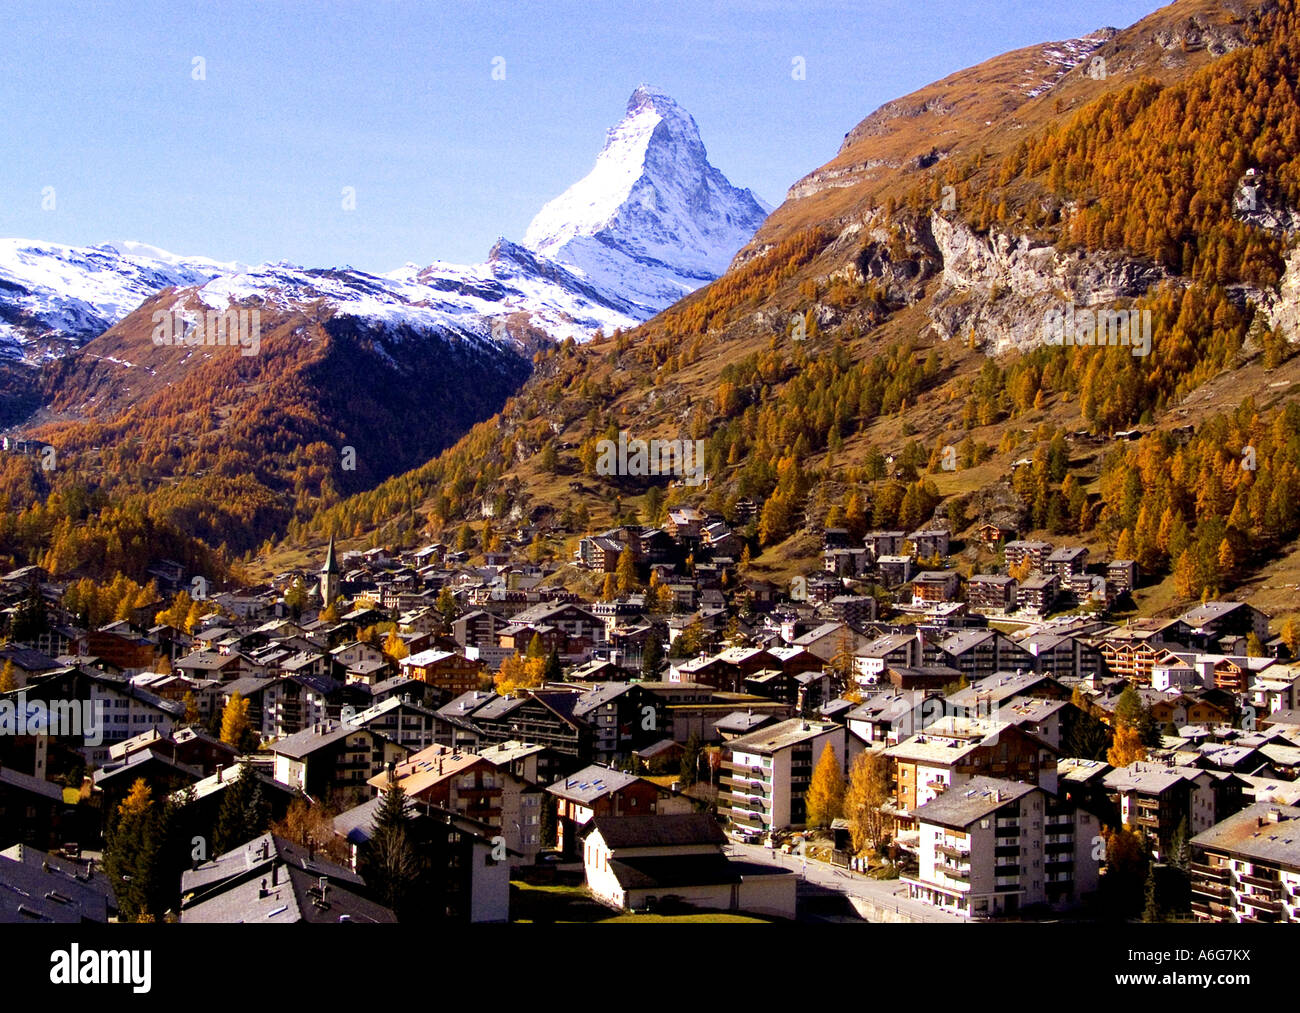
[[926, 214, 1175, 353]]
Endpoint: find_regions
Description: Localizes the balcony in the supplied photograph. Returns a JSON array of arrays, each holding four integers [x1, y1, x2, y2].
[[718, 791, 770, 811], [719, 775, 768, 796], [1238, 870, 1281, 891], [935, 862, 969, 881], [728, 810, 767, 831], [1190, 861, 1228, 883], [1238, 893, 1283, 914], [935, 843, 969, 861], [1191, 882, 1231, 902]]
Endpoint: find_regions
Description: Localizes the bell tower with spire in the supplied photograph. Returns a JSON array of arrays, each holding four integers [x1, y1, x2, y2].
[[320, 534, 340, 607]]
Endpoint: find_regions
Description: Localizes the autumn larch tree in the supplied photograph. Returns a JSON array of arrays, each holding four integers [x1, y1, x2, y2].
[[616, 548, 638, 594], [804, 742, 845, 829], [843, 751, 891, 856], [219, 691, 253, 749]]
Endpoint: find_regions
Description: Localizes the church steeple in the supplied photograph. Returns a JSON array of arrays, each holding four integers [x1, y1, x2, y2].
[[322, 534, 339, 576], [320, 534, 340, 607]]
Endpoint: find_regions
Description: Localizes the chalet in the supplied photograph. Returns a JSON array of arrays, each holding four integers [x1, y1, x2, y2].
[[1103, 761, 1244, 861], [885, 716, 1058, 828], [584, 814, 796, 919], [400, 649, 482, 697], [845, 689, 944, 748], [976, 523, 1014, 549], [0, 762, 64, 851], [1107, 559, 1139, 594], [904, 777, 1101, 919], [548, 764, 691, 855], [344, 695, 440, 752], [572, 682, 665, 764], [926, 631, 1034, 685], [664, 507, 707, 541], [1190, 803, 1300, 923], [271, 720, 409, 808], [790, 622, 871, 664], [857, 633, 922, 684], [1171, 601, 1270, 651], [720, 718, 845, 838], [1020, 631, 1105, 681], [864, 530, 906, 559], [332, 797, 509, 922], [824, 594, 878, 626], [875, 555, 914, 589], [180, 834, 396, 923], [470, 691, 592, 759]]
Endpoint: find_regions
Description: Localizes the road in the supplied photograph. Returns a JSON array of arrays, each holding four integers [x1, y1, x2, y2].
[[723, 841, 965, 924]]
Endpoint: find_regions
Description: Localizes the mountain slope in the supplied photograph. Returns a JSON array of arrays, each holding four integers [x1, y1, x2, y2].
[[285, 0, 1300, 630], [0, 239, 238, 361], [0, 88, 769, 578]]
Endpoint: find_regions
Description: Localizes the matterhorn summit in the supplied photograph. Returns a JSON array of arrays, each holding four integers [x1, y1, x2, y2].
[[522, 85, 771, 316], [0, 86, 768, 363]]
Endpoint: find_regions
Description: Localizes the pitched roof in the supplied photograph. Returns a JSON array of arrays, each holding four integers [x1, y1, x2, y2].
[[592, 813, 725, 850], [548, 765, 642, 804], [914, 777, 1038, 830]]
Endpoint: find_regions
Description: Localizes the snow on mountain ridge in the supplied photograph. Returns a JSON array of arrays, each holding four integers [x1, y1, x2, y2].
[[0, 86, 768, 361], [521, 85, 771, 315]]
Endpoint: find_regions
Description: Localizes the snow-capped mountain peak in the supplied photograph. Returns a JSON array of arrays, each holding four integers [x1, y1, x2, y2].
[[521, 86, 770, 315], [0, 87, 768, 363]]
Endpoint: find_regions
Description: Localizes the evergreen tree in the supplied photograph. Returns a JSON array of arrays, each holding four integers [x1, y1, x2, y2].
[[679, 732, 702, 788], [213, 764, 272, 854], [1142, 863, 1162, 923], [641, 632, 664, 680], [103, 779, 164, 922], [436, 585, 458, 625], [543, 648, 563, 683], [284, 578, 307, 620], [359, 782, 421, 918], [11, 586, 48, 644]]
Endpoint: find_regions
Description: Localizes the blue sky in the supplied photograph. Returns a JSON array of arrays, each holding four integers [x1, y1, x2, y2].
[[0, 1, 1159, 273]]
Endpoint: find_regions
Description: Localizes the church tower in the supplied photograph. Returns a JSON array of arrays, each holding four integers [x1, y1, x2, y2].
[[320, 534, 340, 607]]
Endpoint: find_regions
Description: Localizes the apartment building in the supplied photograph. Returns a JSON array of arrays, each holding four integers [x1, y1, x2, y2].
[[884, 716, 1058, 827], [720, 718, 845, 840], [903, 776, 1101, 919], [1190, 803, 1300, 923]]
